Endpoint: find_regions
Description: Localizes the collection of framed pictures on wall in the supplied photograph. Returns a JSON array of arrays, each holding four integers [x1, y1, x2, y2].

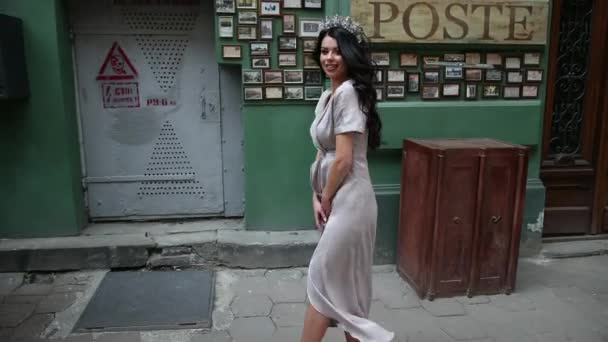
[[372, 51, 544, 101]]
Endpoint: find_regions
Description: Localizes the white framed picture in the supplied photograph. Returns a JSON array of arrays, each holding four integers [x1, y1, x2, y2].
[[283, 0, 302, 9], [284, 69, 304, 84], [444, 66, 463, 80], [236, 0, 256, 9], [299, 18, 322, 37], [387, 70, 405, 83], [278, 53, 297, 67], [304, 0, 322, 9], [524, 52, 541, 66], [504, 86, 521, 99], [399, 53, 417, 67], [371, 52, 390, 67], [218, 16, 234, 38], [305, 86, 324, 101], [505, 57, 522, 69], [285, 86, 304, 100], [216, 0, 235, 13], [386, 85, 405, 99], [260, 1, 281, 16], [265, 86, 283, 99], [242, 69, 263, 84], [259, 19, 273, 40], [442, 83, 460, 97], [238, 11, 257, 25], [244, 87, 263, 100]]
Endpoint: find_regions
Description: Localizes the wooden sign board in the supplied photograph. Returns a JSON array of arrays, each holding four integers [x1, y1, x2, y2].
[[351, 0, 549, 44]]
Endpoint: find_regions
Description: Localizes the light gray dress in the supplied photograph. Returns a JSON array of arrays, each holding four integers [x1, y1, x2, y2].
[[308, 80, 394, 342]]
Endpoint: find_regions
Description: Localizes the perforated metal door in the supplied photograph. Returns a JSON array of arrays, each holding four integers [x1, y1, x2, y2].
[[70, 0, 224, 219]]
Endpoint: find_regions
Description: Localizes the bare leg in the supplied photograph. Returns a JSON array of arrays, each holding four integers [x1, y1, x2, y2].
[[344, 331, 360, 342], [300, 304, 330, 342]]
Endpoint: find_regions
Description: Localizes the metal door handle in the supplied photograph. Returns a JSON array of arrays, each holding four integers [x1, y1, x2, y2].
[[453, 216, 461, 224], [491, 216, 502, 224]]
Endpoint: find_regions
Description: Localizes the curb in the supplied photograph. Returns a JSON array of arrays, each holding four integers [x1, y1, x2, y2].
[[541, 240, 608, 259]]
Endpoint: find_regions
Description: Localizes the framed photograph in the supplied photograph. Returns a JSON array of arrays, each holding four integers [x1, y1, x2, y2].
[[374, 70, 383, 83], [303, 53, 319, 69], [222, 44, 242, 59], [503, 86, 521, 99], [263, 69, 283, 84], [238, 11, 257, 25], [259, 19, 273, 40], [375, 86, 384, 101], [422, 85, 440, 100], [407, 73, 420, 92], [486, 53, 502, 66], [259, 1, 281, 16], [524, 52, 541, 66], [522, 84, 539, 98], [251, 56, 270, 69], [285, 86, 304, 100], [526, 69, 544, 82], [442, 83, 460, 97], [399, 53, 418, 67], [465, 52, 481, 65], [283, 14, 296, 34], [507, 71, 524, 83], [284, 69, 304, 84], [483, 85, 501, 98], [278, 36, 297, 50], [299, 18, 322, 37], [505, 57, 522, 69], [236, 0, 256, 9], [305, 86, 323, 101], [465, 84, 478, 100], [444, 53, 465, 62], [423, 71, 440, 84], [237, 25, 257, 40], [265, 86, 283, 99], [423, 56, 440, 69], [218, 16, 234, 38], [371, 52, 390, 67], [485, 69, 503, 82], [216, 0, 235, 13], [278, 53, 297, 67], [243, 86, 263, 100], [386, 85, 405, 99], [249, 42, 269, 56], [387, 69, 405, 83], [304, 70, 322, 84], [304, 0, 323, 9], [302, 38, 317, 52], [242, 69, 263, 84], [445, 66, 463, 80], [465, 69, 483, 81], [283, 0, 302, 9]]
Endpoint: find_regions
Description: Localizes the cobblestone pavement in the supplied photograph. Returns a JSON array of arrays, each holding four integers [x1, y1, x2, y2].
[[0, 255, 607, 342]]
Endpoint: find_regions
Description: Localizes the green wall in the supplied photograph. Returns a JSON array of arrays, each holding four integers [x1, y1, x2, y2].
[[0, 0, 85, 238]]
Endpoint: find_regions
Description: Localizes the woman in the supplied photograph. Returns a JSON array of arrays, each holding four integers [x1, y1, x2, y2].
[[301, 16, 395, 342]]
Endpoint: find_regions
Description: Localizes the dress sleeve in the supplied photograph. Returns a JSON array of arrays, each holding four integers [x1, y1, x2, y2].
[[333, 84, 366, 134]]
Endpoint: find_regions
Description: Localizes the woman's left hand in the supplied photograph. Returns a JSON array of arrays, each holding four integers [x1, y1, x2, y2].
[[320, 194, 332, 218]]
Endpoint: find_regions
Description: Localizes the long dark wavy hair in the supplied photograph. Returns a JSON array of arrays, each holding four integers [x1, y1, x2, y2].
[[313, 27, 382, 150]]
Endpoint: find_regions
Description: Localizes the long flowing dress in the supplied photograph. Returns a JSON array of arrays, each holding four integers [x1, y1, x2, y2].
[[307, 79, 395, 342]]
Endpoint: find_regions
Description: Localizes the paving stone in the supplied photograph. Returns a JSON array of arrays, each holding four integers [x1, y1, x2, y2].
[[437, 316, 489, 341], [268, 279, 307, 303], [0, 327, 14, 340], [189, 330, 232, 342], [421, 298, 465, 317], [381, 292, 421, 310], [229, 317, 276, 342], [234, 277, 271, 296], [61, 334, 95, 342], [265, 269, 303, 282], [269, 327, 302, 342], [389, 308, 438, 336], [53, 274, 90, 286], [455, 296, 491, 305], [323, 328, 349, 342], [95, 332, 142, 342], [11, 284, 53, 296], [36, 292, 78, 313], [0, 303, 35, 327], [490, 294, 536, 312], [52, 284, 89, 293], [212, 308, 234, 331], [404, 329, 454, 342], [231, 295, 273, 317], [10, 313, 54, 340], [3, 295, 45, 304], [535, 332, 568, 342], [231, 269, 267, 278], [0, 273, 24, 295], [270, 303, 306, 327], [369, 301, 399, 332]]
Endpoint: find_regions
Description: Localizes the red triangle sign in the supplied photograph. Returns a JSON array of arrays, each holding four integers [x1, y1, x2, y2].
[[96, 42, 138, 80]]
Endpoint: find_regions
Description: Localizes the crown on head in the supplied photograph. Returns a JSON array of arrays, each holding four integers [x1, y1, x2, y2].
[[320, 15, 365, 43]]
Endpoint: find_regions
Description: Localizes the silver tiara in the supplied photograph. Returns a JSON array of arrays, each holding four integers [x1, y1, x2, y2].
[[320, 15, 365, 43]]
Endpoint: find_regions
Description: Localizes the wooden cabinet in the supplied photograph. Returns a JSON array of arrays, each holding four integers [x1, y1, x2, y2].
[[397, 138, 529, 300]]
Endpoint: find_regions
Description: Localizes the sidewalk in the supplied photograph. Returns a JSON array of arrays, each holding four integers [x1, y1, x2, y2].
[[1, 254, 607, 342]]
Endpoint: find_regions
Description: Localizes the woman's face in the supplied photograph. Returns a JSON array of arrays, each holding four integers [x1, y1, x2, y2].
[[320, 35, 347, 84]]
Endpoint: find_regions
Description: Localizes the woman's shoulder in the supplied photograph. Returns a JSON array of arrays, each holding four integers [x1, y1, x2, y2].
[[335, 79, 356, 98]]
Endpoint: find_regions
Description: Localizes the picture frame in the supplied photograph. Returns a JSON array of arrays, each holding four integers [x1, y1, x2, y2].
[[505, 56, 522, 70], [278, 53, 297, 67], [423, 56, 440, 69], [218, 16, 234, 38], [242, 69, 263, 84], [507, 71, 524, 83], [386, 69, 405, 83], [423, 71, 440, 84], [503, 85, 521, 99], [283, 0, 303, 9], [284, 69, 304, 84], [251, 56, 270, 69], [526, 69, 544, 82], [524, 52, 541, 66], [265, 86, 283, 99], [486, 53, 502, 66], [465, 69, 483, 82], [305, 86, 324, 101], [303, 0, 323, 9], [371, 52, 390, 67], [302, 38, 317, 52], [278, 36, 298, 50], [386, 85, 405, 99], [222, 44, 242, 59], [465, 52, 481, 65], [304, 70, 322, 84], [259, 1, 281, 16], [249, 42, 269, 56], [442, 83, 461, 97], [422, 85, 440, 100], [522, 84, 539, 98], [303, 53, 319, 69], [465, 84, 478, 100], [216, 0, 236, 13], [407, 73, 420, 92], [374, 70, 383, 83], [485, 69, 503, 82], [299, 18, 322, 37], [237, 25, 257, 40], [399, 53, 418, 67], [263, 69, 283, 84], [483, 84, 501, 98], [238, 11, 258, 25], [444, 53, 465, 62], [236, 0, 256, 9], [282, 14, 296, 34], [243, 86, 263, 100], [285, 86, 304, 100], [259, 19, 273, 40], [444, 66, 463, 80], [375, 86, 384, 101]]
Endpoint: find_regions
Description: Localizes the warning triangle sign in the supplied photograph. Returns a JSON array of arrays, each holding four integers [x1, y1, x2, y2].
[[96, 42, 138, 80]]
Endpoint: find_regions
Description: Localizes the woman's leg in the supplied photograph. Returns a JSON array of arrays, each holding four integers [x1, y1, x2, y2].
[[300, 304, 330, 342], [344, 332, 360, 342]]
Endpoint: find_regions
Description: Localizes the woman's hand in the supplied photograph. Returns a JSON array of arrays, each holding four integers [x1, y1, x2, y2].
[[313, 195, 327, 231], [320, 194, 332, 219]]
